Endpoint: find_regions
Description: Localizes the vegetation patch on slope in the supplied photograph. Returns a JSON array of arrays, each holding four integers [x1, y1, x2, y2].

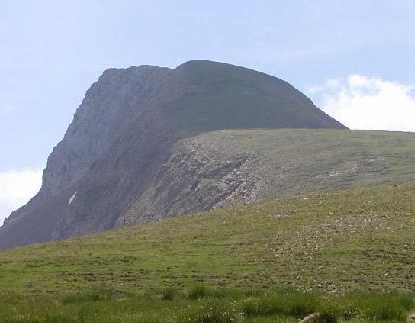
[[0, 184, 414, 321], [0, 287, 412, 322], [125, 129, 415, 224]]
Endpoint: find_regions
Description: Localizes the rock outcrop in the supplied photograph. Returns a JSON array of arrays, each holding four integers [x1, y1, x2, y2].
[[118, 128, 415, 225], [0, 60, 345, 249]]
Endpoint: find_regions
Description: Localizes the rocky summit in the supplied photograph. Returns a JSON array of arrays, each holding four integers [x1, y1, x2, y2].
[[0, 60, 346, 249]]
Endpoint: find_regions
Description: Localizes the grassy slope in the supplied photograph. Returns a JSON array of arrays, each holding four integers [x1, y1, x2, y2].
[[187, 129, 415, 195], [1, 184, 415, 322], [126, 129, 415, 225]]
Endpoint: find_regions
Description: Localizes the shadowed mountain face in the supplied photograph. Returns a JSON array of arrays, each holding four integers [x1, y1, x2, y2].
[[0, 60, 345, 249]]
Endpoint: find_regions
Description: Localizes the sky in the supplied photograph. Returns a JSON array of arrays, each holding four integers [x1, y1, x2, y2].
[[0, 0, 414, 224]]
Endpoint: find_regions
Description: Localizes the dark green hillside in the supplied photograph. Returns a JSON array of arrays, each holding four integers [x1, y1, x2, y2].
[[1, 184, 414, 322]]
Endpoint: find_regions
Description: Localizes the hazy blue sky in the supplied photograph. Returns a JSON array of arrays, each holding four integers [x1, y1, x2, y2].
[[0, 0, 414, 223]]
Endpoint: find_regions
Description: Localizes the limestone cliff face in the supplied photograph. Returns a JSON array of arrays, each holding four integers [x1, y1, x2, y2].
[[120, 129, 415, 226], [0, 60, 345, 249], [43, 65, 179, 195]]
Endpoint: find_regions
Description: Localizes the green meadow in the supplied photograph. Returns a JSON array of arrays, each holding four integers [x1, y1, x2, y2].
[[1, 184, 415, 322]]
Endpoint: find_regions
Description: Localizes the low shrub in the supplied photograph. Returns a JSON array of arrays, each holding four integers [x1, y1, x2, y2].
[[160, 287, 177, 301], [351, 293, 413, 321], [179, 302, 235, 323], [187, 286, 209, 300], [241, 292, 320, 318]]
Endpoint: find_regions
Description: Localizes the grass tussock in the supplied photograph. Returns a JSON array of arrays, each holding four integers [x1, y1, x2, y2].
[[160, 287, 177, 301], [242, 293, 319, 318], [187, 286, 209, 300], [179, 301, 236, 323], [241, 291, 413, 322], [0, 287, 411, 322]]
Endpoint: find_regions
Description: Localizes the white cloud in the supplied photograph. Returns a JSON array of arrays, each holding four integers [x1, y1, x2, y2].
[[308, 75, 415, 132], [0, 169, 42, 225]]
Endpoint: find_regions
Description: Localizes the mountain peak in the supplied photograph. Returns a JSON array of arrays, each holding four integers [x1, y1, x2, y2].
[[0, 60, 345, 249]]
